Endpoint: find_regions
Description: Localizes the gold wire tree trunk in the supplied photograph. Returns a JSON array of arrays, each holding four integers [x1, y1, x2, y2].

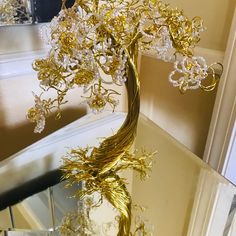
[[62, 45, 141, 236], [27, 1, 222, 235]]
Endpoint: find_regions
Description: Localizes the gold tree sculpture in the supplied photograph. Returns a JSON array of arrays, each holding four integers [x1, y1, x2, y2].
[[27, 0, 222, 235], [0, 0, 31, 26]]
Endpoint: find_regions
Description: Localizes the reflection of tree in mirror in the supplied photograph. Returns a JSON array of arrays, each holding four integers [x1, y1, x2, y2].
[[33, 0, 75, 23], [0, 0, 76, 25], [0, 0, 32, 26]]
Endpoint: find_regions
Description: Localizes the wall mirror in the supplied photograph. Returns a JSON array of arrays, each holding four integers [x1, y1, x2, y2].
[[0, 0, 75, 26]]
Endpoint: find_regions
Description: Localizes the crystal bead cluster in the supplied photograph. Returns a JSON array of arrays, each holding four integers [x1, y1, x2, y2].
[[28, 0, 221, 133], [169, 56, 208, 92]]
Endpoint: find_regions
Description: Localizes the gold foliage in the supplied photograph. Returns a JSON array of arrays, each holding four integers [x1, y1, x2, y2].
[[27, 0, 222, 133], [27, 0, 223, 235], [62, 145, 155, 235]]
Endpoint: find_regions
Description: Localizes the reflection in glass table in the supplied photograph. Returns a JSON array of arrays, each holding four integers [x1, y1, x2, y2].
[[0, 113, 235, 236]]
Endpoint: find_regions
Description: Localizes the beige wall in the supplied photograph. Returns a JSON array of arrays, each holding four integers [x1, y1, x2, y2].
[[132, 116, 201, 236], [0, 26, 55, 161], [0, 25, 126, 161], [0, 72, 126, 161], [0, 74, 87, 160], [140, 56, 217, 157], [139, 0, 235, 157]]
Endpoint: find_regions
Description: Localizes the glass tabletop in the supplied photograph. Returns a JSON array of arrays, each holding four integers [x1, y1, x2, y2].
[[134, 114, 236, 236], [0, 113, 235, 236]]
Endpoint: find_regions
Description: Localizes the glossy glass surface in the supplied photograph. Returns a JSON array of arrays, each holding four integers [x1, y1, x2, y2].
[[133, 114, 236, 236], [0, 181, 78, 235], [0, 113, 235, 235]]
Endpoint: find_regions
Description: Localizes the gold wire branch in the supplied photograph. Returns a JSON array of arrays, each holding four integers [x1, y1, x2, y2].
[[27, 0, 223, 235]]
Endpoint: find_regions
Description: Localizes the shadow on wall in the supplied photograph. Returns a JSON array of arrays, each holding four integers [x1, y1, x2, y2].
[[0, 107, 87, 161], [140, 55, 217, 157]]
